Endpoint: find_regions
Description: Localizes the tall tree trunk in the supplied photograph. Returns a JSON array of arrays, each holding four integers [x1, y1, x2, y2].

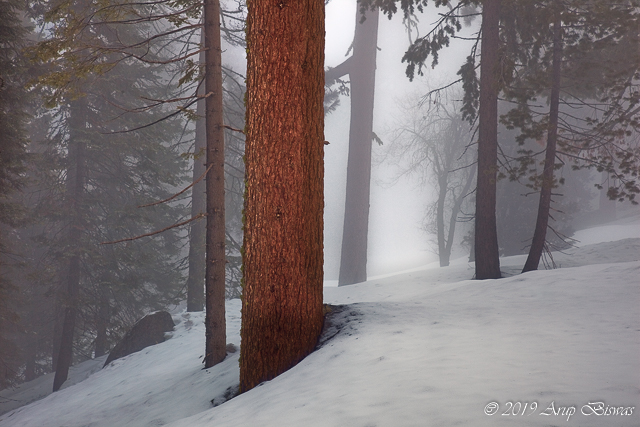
[[474, 0, 502, 280], [203, 0, 227, 369], [436, 173, 449, 266], [53, 101, 86, 392], [185, 46, 207, 313], [338, 6, 379, 286], [522, 11, 562, 273], [240, 0, 325, 392], [442, 163, 476, 267], [94, 289, 109, 357], [51, 296, 63, 371], [24, 335, 37, 381]]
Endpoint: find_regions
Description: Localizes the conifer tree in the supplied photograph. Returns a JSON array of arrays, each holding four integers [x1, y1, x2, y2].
[[29, 0, 190, 390], [0, 0, 30, 388], [496, 0, 640, 271], [325, 5, 380, 286]]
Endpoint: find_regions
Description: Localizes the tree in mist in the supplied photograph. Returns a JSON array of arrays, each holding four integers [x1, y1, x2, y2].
[[496, 0, 640, 272], [325, 5, 380, 286], [186, 5, 246, 309], [520, 3, 562, 273], [472, 0, 501, 279], [51, 100, 86, 392], [359, 0, 504, 278], [0, 0, 30, 388], [202, 0, 226, 369], [386, 90, 475, 267], [220, 70, 247, 300], [28, 0, 191, 390], [31, 0, 247, 371], [185, 65, 207, 313], [240, 0, 325, 392]]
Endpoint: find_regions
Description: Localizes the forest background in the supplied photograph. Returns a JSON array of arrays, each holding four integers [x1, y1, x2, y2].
[[0, 0, 638, 394]]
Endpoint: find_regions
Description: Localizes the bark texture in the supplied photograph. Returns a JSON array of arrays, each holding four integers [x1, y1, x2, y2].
[[203, 0, 227, 369], [522, 12, 563, 273], [240, 0, 325, 392], [338, 7, 379, 286], [474, 0, 502, 280]]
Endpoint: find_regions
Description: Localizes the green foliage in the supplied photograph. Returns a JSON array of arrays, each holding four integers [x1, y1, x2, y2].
[[500, 0, 640, 204], [358, 0, 453, 22], [401, 3, 463, 80], [457, 54, 479, 123], [14, 0, 193, 374]]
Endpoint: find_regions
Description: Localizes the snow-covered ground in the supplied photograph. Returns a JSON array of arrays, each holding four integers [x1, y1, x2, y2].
[[1, 216, 639, 427]]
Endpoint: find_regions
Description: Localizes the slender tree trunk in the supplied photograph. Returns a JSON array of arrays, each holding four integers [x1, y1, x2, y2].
[[24, 336, 37, 381], [436, 174, 449, 266], [53, 101, 86, 392], [338, 6, 379, 286], [522, 12, 563, 273], [442, 163, 476, 267], [240, 0, 325, 392], [94, 290, 109, 357], [185, 46, 207, 313], [474, 0, 502, 280], [51, 297, 63, 371], [203, 0, 227, 369]]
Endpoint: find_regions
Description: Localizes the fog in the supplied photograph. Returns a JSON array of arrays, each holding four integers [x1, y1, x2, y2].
[[323, 0, 476, 279]]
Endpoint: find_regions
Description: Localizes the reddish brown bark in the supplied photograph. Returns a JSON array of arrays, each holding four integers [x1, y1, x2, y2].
[[474, 0, 502, 280], [240, 0, 325, 392]]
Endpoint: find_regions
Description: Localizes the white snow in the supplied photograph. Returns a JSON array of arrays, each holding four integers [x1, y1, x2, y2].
[[1, 217, 639, 427]]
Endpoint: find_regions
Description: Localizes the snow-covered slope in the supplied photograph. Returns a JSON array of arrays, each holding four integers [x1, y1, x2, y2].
[[1, 218, 638, 427]]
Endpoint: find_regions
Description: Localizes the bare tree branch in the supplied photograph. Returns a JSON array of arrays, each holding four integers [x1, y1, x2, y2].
[[101, 213, 205, 245], [138, 164, 212, 208]]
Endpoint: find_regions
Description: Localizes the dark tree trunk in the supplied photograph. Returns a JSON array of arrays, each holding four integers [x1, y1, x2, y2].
[[53, 101, 86, 392], [24, 337, 37, 381], [474, 0, 502, 280], [338, 7, 379, 286], [185, 46, 207, 313], [51, 300, 63, 371], [94, 290, 109, 357], [598, 171, 616, 221], [240, 0, 325, 392], [203, 0, 227, 369], [522, 12, 563, 273]]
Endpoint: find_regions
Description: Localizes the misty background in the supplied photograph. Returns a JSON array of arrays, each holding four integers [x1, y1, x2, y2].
[[1, 0, 636, 398]]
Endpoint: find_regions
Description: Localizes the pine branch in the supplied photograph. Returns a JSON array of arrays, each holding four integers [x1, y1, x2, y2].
[[223, 124, 244, 134], [100, 213, 205, 245], [138, 164, 212, 208]]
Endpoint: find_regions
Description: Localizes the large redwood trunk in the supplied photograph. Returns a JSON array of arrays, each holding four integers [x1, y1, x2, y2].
[[203, 0, 226, 369], [240, 0, 325, 392], [474, 0, 502, 280], [522, 10, 563, 273]]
